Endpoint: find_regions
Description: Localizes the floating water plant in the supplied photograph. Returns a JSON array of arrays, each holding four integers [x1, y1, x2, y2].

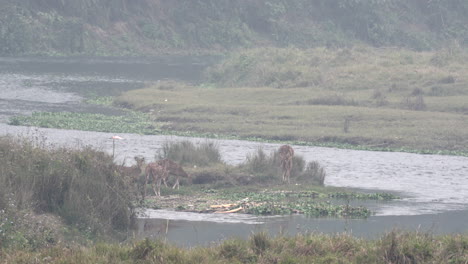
[[9, 111, 158, 134]]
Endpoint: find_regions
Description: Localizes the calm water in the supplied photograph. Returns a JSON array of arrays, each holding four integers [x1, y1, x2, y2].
[[1, 57, 467, 246]]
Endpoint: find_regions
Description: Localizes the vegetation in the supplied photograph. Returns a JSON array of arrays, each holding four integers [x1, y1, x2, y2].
[[0, 135, 134, 249], [139, 140, 394, 218], [2, 231, 467, 263], [1, 0, 467, 55], [158, 140, 222, 167], [107, 46, 468, 155], [9, 110, 158, 135]]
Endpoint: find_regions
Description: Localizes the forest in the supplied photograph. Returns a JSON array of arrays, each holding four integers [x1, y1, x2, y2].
[[1, 0, 467, 55]]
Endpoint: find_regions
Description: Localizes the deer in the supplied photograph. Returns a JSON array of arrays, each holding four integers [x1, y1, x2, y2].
[[155, 159, 190, 190], [144, 159, 190, 197], [278, 145, 294, 184], [144, 162, 168, 197]]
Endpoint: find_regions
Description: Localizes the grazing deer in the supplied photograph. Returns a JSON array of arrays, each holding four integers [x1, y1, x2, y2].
[[278, 145, 294, 183], [155, 159, 190, 189], [145, 162, 168, 197]]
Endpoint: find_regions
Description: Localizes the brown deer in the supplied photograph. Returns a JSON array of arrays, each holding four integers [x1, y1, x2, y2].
[[145, 162, 168, 197], [278, 145, 294, 183], [155, 159, 190, 189]]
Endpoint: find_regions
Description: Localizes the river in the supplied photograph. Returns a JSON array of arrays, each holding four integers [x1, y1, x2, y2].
[[1, 57, 467, 246]]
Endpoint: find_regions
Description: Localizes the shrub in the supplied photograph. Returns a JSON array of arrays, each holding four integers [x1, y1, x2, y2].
[[0, 135, 133, 237], [159, 140, 222, 166], [296, 161, 327, 186]]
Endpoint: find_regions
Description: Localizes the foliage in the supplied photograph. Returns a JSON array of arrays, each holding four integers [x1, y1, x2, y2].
[[1, 0, 467, 55], [0, 135, 134, 246]]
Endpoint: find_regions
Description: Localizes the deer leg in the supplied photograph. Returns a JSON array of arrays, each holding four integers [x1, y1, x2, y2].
[[172, 176, 180, 189], [144, 171, 150, 199], [153, 178, 161, 196]]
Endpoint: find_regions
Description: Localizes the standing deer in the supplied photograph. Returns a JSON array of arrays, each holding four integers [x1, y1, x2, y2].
[[278, 145, 294, 183], [144, 159, 190, 197], [155, 159, 190, 189], [145, 162, 168, 197]]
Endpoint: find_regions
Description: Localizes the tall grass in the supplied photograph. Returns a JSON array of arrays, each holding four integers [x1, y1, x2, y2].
[[158, 140, 222, 166], [0, 135, 133, 238], [3, 231, 467, 263]]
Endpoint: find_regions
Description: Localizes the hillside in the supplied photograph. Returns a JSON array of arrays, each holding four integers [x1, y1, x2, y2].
[[1, 0, 467, 55]]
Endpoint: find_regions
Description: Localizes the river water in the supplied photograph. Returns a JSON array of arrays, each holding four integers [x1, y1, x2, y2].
[[1, 57, 467, 246]]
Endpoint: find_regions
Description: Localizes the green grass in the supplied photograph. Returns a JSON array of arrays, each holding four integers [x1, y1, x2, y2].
[[3, 231, 467, 263]]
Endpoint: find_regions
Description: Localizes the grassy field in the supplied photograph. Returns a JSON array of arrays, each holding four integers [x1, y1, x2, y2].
[[112, 46, 468, 155]]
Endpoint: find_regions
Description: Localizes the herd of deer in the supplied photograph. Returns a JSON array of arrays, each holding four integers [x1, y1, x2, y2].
[[120, 145, 295, 198]]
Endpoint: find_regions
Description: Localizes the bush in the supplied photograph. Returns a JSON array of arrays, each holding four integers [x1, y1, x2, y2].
[[296, 161, 327, 186], [159, 140, 222, 166], [0, 135, 133, 237]]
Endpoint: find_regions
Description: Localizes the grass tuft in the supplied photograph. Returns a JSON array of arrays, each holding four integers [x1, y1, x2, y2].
[[159, 140, 222, 166]]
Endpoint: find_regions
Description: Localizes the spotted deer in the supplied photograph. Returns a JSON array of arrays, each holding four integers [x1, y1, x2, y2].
[[278, 145, 294, 183], [145, 162, 168, 197], [155, 159, 190, 189]]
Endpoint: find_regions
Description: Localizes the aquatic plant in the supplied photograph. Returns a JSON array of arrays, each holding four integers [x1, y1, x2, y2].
[[8, 111, 157, 134], [328, 192, 399, 200]]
